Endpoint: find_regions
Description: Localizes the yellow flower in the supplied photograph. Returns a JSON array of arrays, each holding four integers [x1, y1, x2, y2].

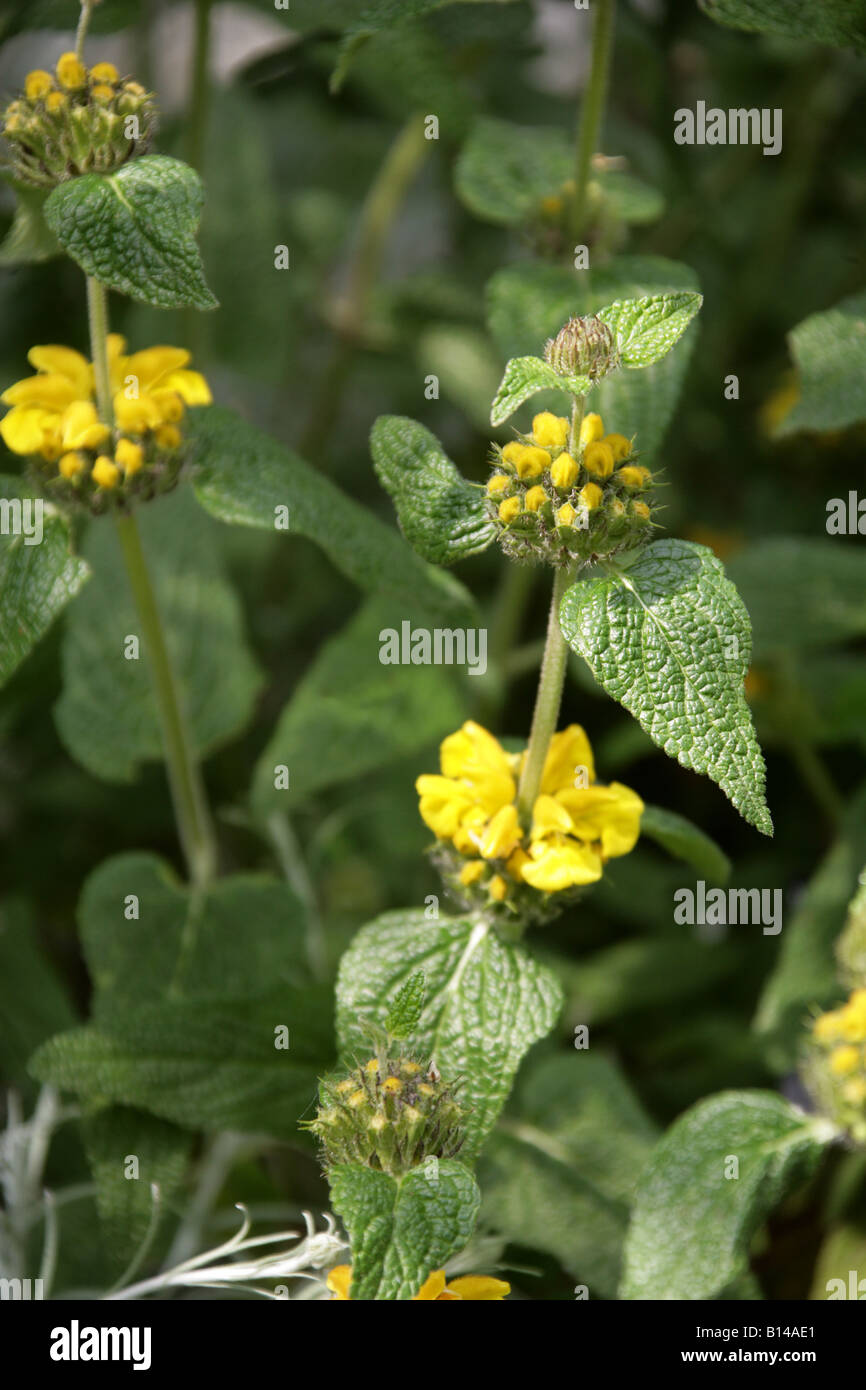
[[90, 62, 120, 85], [59, 451, 84, 480], [56, 52, 87, 91], [155, 423, 182, 450], [416, 721, 517, 853], [489, 875, 507, 902], [92, 455, 119, 489], [487, 473, 510, 495], [25, 70, 54, 101], [44, 91, 67, 114], [91, 83, 115, 102], [532, 412, 569, 449], [618, 465, 650, 489], [633, 501, 651, 521], [459, 860, 485, 886], [550, 453, 578, 489], [603, 432, 631, 461], [115, 438, 143, 476], [579, 413, 604, 447], [108, 336, 211, 432], [498, 496, 521, 523], [579, 483, 603, 510], [512, 445, 548, 480], [326, 1265, 510, 1300], [556, 502, 577, 527], [830, 1045, 860, 1077], [583, 441, 614, 478], [525, 485, 547, 512]]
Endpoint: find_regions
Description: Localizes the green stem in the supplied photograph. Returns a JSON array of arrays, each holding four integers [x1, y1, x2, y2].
[[570, 0, 616, 239], [299, 113, 430, 458], [788, 738, 844, 831], [115, 514, 217, 887], [516, 566, 573, 825], [75, 0, 96, 59], [187, 0, 213, 173], [86, 277, 113, 426], [569, 394, 586, 455], [266, 811, 328, 981]]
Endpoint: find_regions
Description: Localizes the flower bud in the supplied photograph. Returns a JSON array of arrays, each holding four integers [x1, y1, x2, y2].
[[544, 315, 619, 382]]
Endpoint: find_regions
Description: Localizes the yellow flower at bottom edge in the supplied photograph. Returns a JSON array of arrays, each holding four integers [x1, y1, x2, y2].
[[326, 1266, 510, 1301]]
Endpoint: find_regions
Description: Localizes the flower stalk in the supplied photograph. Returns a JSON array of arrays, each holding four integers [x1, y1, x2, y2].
[[516, 564, 574, 826], [570, 0, 616, 238]]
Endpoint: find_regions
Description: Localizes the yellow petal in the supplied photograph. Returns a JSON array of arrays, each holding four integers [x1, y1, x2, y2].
[[557, 782, 644, 858], [0, 406, 53, 454], [521, 835, 602, 891], [27, 345, 92, 396], [113, 393, 163, 433], [539, 724, 596, 795], [479, 803, 521, 860], [61, 400, 110, 450], [2, 373, 79, 411], [326, 1265, 352, 1300], [163, 368, 212, 405], [445, 1275, 511, 1300], [440, 722, 515, 809], [530, 793, 573, 838], [125, 346, 191, 390], [416, 775, 475, 839], [414, 1270, 447, 1300]]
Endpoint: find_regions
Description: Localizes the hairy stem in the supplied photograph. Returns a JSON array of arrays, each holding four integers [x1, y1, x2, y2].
[[570, 0, 616, 239], [116, 514, 217, 887], [516, 566, 573, 825], [75, 0, 96, 59], [86, 277, 113, 426]]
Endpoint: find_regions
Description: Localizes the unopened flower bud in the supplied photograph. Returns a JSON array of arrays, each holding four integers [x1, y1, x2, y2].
[[544, 315, 619, 382]]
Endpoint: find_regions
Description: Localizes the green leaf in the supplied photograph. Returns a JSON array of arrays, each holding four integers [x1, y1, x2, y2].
[[330, 1159, 480, 1299], [774, 290, 866, 435], [550, 935, 744, 1026], [490, 356, 591, 427], [330, 0, 519, 91], [78, 852, 314, 1016], [754, 784, 866, 1068], [597, 292, 702, 368], [837, 869, 866, 988], [385, 971, 427, 1039], [595, 169, 664, 226], [0, 899, 77, 1096], [416, 325, 503, 432], [250, 597, 466, 811], [43, 155, 217, 310], [486, 256, 701, 463], [699, 0, 866, 53], [560, 539, 772, 835], [0, 183, 61, 265], [189, 406, 473, 624], [0, 477, 89, 691], [454, 118, 571, 226], [82, 1106, 192, 1270], [336, 911, 563, 1160], [31, 987, 332, 1139], [479, 1053, 658, 1296], [621, 1091, 832, 1300], [371, 415, 494, 565], [54, 490, 263, 784], [727, 539, 866, 655], [640, 804, 732, 884]]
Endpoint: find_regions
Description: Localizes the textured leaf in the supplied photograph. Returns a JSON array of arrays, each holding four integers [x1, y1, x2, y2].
[[0, 477, 89, 691], [486, 256, 701, 462], [621, 1091, 832, 1300], [640, 804, 732, 884], [700, 0, 866, 52], [44, 155, 217, 310], [189, 406, 472, 623], [31, 988, 332, 1139], [251, 597, 466, 811], [490, 356, 591, 427], [336, 911, 563, 1160], [83, 1106, 192, 1270], [371, 415, 494, 565], [385, 971, 427, 1039], [775, 290, 866, 435], [0, 183, 60, 265], [330, 0, 519, 91], [78, 852, 313, 1017], [596, 169, 664, 226], [330, 1159, 480, 1299], [560, 539, 772, 835], [597, 292, 702, 368], [54, 490, 262, 784], [454, 118, 571, 226], [479, 1053, 658, 1296], [754, 785, 866, 1069], [0, 900, 77, 1096], [727, 539, 866, 655]]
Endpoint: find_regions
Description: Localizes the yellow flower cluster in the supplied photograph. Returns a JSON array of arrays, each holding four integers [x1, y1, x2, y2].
[[327, 1265, 510, 1301], [809, 989, 866, 1141], [488, 412, 652, 566], [1, 338, 210, 505], [3, 56, 154, 187], [416, 721, 643, 905]]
